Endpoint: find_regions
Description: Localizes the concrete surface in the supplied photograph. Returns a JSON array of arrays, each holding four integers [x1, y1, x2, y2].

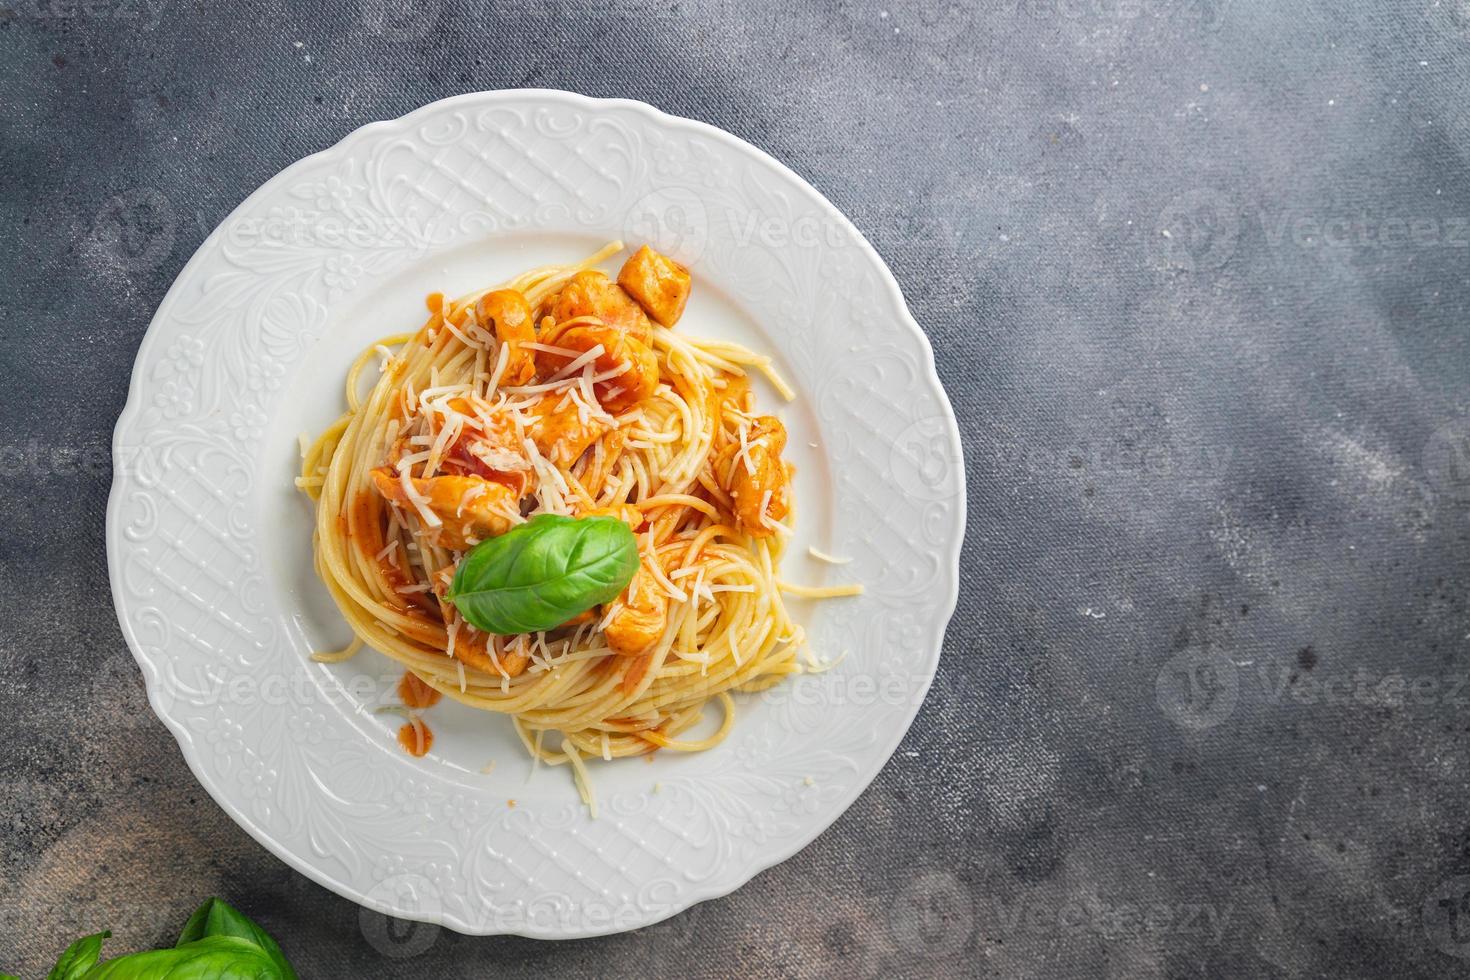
[[4, 0, 1470, 976]]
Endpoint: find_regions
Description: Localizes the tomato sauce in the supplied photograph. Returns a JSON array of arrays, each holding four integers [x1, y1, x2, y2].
[[397, 719, 434, 757], [398, 671, 442, 709]]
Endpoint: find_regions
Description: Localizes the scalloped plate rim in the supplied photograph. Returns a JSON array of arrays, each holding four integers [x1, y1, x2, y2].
[[105, 88, 966, 939]]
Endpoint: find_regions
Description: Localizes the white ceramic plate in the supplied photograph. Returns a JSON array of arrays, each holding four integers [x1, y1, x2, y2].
[[107, 90, 965, 938]]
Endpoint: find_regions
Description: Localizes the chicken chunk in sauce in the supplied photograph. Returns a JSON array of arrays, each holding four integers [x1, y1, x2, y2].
[[525, 395, 613, 468], [371, 469, 519, 550], [717, 415, 790, 537], [617, 245, 691, 327], [604, 561, 669, 656], [550, 270, 651, 343], [535, 323, 660, 413], [475, 289, 537, 386]]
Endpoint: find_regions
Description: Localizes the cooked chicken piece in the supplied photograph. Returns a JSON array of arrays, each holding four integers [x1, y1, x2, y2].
[[436, 397, 531, 493], [534, 323, 659, 413], [371, 469, 519, 550], [578, 427, 627, 500], [617, 245, 691, 327], [526, 395, 613, 467], [714, 374, 752, 417], [453, 628, 531, 677], [549, 270, 651, 343], [475, 289, 537, 385], [604, 561, 669, 656], [716, 415, 789, 537]]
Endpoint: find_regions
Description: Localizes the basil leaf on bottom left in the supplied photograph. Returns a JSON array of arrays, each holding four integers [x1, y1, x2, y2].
[[46, 931, 110, 980], [176, 898, 297, 980], [79, 937, 283, 979]]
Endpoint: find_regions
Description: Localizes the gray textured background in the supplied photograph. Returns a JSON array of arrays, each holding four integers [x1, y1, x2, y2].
[[4, 0, 1470, 976]]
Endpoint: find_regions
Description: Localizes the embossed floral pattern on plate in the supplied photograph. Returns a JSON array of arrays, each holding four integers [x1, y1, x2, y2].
[[107, 90, 964, 938]]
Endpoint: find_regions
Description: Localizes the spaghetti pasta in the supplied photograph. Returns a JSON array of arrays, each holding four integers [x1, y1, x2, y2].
[[298, 242, 850, 799]]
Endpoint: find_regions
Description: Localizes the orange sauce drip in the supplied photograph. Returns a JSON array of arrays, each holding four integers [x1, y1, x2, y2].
[[396, 720, 434, 757], [398, 671, 442, 709]]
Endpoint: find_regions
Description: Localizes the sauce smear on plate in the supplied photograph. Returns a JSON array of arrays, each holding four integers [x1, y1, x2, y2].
[[397, 718, 434, 757], [398, 671, 442, 709]]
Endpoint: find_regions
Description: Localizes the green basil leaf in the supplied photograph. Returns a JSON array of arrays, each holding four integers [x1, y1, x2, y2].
[[47, 931, 110, 980], [80, 937, 282, 980], [176, 899, 296, 980], [447, 514, 640, 634]]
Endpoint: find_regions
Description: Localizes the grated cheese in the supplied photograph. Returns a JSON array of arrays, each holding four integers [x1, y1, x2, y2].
[[423, 412, 462, 479], [736, 421, 754, 475], [523, 437, 571, 515], [443, 315, 481, 350], [546, 343, 606, 383], [485, 342, 510, 396], [593, 361, 631, 383], [457, 482, 487, 517], [578, 363, 598, 409], [643, 549, 689, 603], [520, 341, 583, 357], [396, 461, 441, 527]]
